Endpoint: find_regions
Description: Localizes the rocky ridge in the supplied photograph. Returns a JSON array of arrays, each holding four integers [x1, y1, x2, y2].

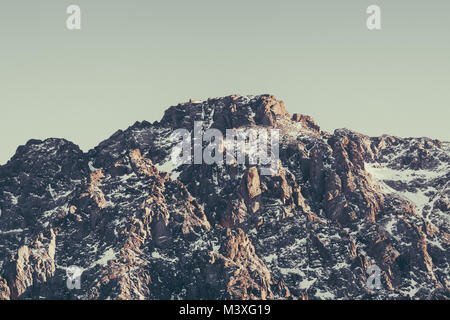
[[0, 94, 448, 300]]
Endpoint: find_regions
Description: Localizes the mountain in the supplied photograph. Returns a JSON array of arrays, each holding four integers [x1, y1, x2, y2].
[[0, 94, 448, 300]]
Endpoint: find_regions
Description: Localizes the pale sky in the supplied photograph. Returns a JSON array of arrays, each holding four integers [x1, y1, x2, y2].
[[1, 0, 449, 164]]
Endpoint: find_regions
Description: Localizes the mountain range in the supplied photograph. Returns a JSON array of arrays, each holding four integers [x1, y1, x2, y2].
[[0, 94, 448, 300]]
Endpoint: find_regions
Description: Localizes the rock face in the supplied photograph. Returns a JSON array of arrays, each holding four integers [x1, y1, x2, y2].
[[0, 94, 448, 300]]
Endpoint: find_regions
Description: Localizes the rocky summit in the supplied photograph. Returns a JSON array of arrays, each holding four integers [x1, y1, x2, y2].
[[0, 94, 448, 300]]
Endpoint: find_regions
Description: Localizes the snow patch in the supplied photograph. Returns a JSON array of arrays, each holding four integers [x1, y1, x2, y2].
[[366, 163, 441, 214], [88, 161, 98, 172], [299, 278, 317, 290], [279, 267, 305, 277], [156, 159, 181, 180], [0, 228, 24, 234], [263, 253, 278, 264], [90, 248, 117, 268], [4, 191, 18, 205], [315, 289, 335, 300], [151, 249, 178, 263]]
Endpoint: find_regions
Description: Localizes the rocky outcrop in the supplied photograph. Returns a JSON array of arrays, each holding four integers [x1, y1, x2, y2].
[[205, 228, 290, 300], [2, 229, 56, 299], [0, 277, 10, 300], [292, 114, 321, 134]]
